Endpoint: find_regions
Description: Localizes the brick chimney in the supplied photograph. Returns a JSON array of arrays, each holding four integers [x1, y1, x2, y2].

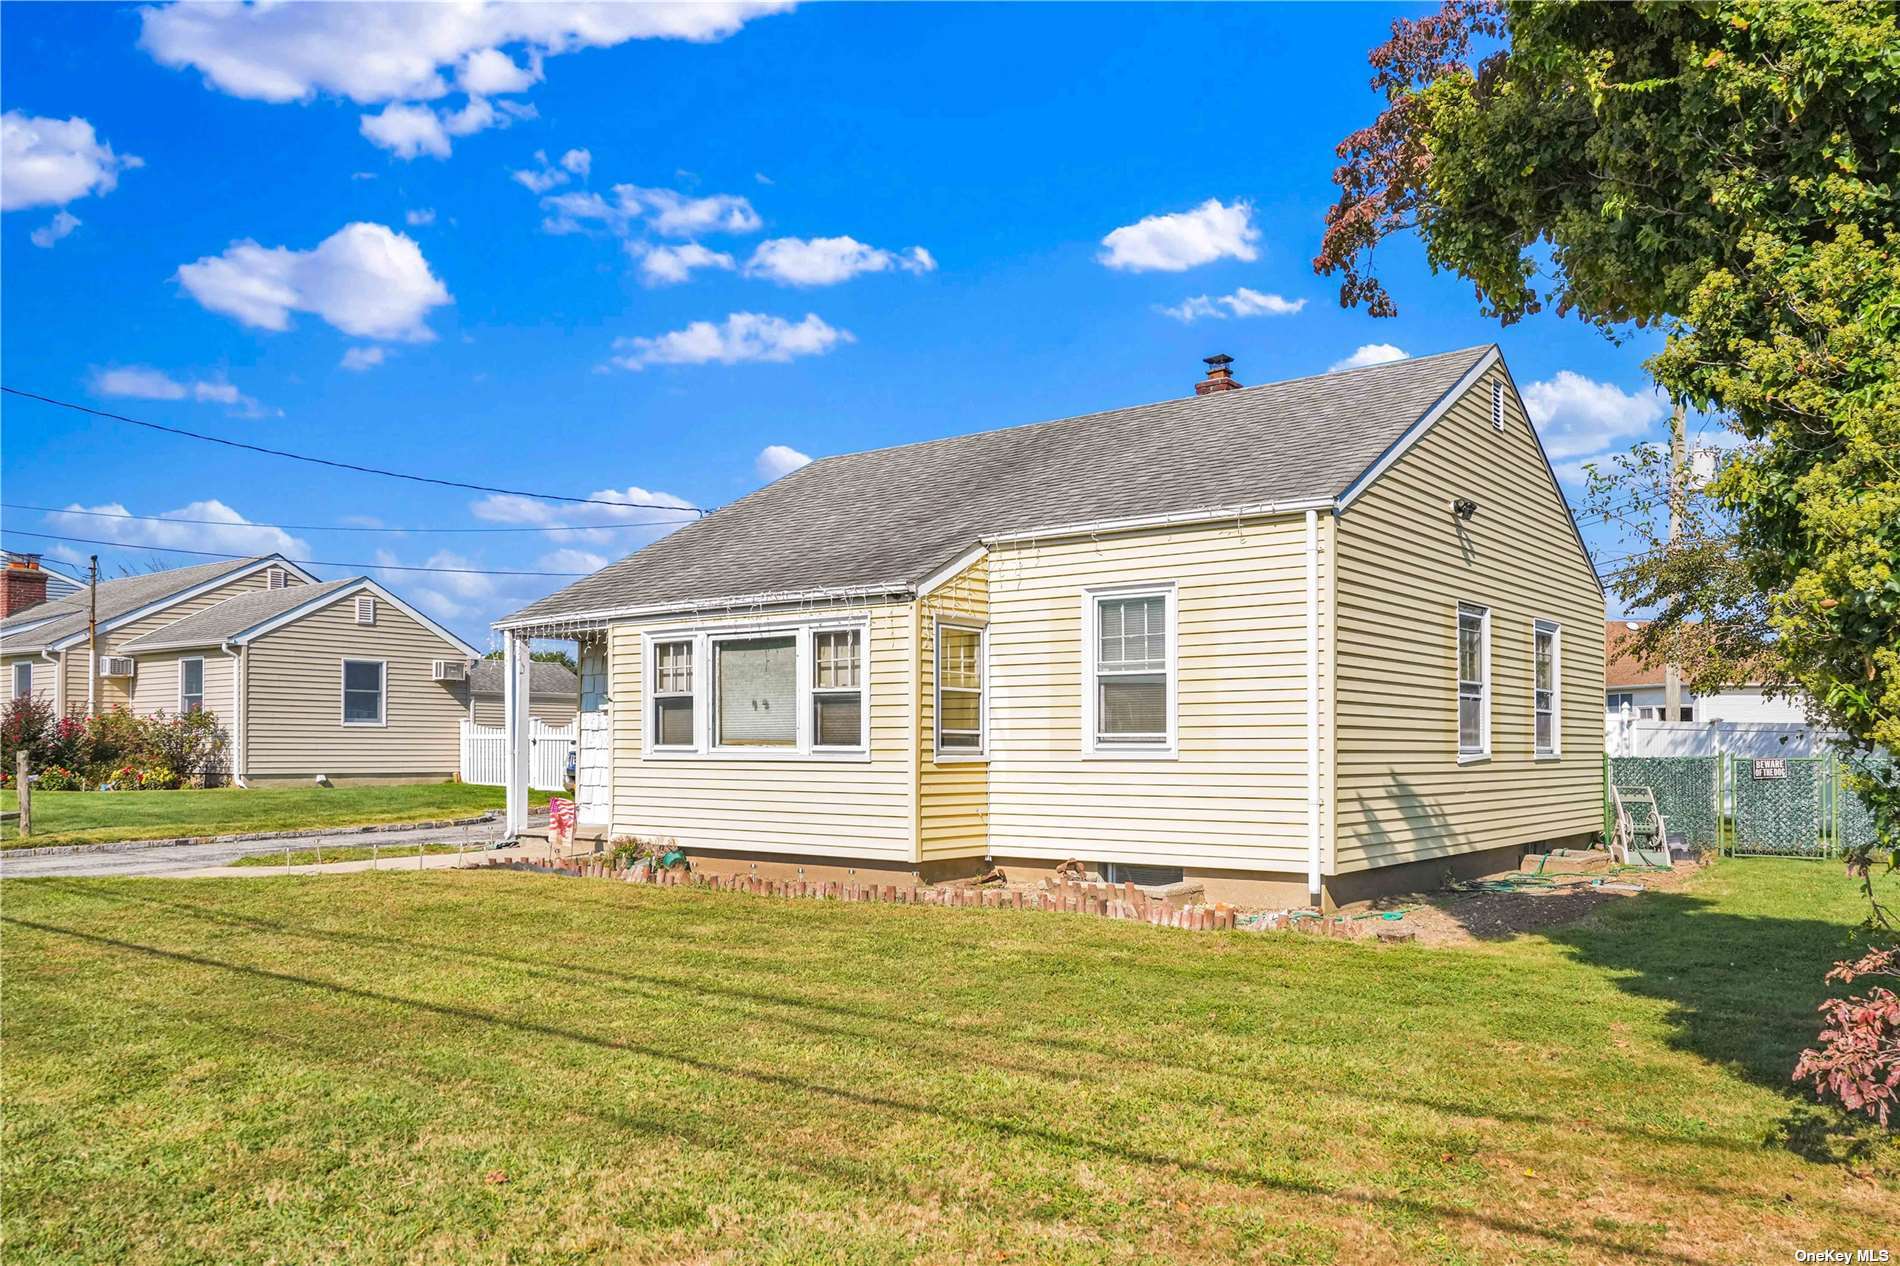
[[1195, 353, 1242, 395], [2, 553, 50, 617]]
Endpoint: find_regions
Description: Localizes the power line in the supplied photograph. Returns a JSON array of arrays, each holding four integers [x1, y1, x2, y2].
[[2, 529, 591, 578], [1, 386, 705, 515], [3, 502, 682, 535]]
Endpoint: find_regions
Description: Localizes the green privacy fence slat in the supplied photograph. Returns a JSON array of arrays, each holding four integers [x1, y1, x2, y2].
[[1839, 752, 1895, 852], [1730, 755, 1832, 857], [1608, 757, 1719, 847]]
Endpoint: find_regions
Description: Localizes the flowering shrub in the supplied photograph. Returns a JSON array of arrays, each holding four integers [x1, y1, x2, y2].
[[1793, 946, 1900, 1126], [0, 704, 226, 790], [36, 765, 83, 792], [0, 695, 54, 774]]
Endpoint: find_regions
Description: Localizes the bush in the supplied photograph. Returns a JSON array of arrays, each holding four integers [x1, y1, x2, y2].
[[79, 708, 145, 783], [0, 694, 54, 774], [141, 711, 227, 787], [1793, 946, 1900, 1126], [36, 766, 83, 792]]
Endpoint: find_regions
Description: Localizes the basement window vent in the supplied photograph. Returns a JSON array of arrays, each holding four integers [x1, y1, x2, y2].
[[266, 566, 287, 589], [1105, 862, 1186, 889], [355, 596, 376, 626], [1491, 381, 1506, 432]]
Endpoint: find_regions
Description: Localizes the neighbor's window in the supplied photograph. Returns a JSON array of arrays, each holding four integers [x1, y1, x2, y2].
[[937, 624, 985, 756], [1533, 620, 1560, 756], [1092, 589, 1171, 749], [812, 629, 865, 749], [342, 659, 385, 725], [180, 657, 205, 714], [11, 661, 30, 699], [651, 639, 695, 748], [1457, 603, 1489, 758], [715, 635, 797, 748], [1607, 691, 1635, 714]]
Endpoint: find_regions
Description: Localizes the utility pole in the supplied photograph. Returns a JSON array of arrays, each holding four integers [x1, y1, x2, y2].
[[1663, 406, 1685, 723], [87, 554, 99, 716]]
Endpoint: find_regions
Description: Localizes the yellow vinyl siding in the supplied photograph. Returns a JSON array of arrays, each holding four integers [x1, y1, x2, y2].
[[607, 601, 917, 862], [1332, 369, 1605, 872], [2, 654, 57, 709], [918, 554, 990, 861], [985, 516, 1320, 871], [242, 593, 468, 781], [96, 569, 304, 711], [125, 649, 234, 730], [470, 694, 576, 727]]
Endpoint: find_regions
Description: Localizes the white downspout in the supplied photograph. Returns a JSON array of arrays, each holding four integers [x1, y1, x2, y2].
[[221, 642, 247, 788], [1305, 509, 1322, 908]]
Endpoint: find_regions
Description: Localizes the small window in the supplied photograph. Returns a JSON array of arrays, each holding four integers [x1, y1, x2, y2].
[[355, 596, 376, 626], [266, 566, 287, 589], [714, 636, 796, 749], [1607, 691, 1635, 714], [180, 657, 205, 714], [1091, 588, 1172, 751], [11, 662, 30, 699], [342, 659, 385, 725], [1533, 621, 1560, 755], [1457, 603, 1489, 758], [936, 624, 985, 756], [811, 629, 864, 749], [651, 639, 695, 748], [1491, 381, 1506, 431]]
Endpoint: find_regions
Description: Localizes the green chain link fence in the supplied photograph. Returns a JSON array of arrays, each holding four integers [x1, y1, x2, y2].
[[1608, 756, 1720, 848], [1730, 755, 1832, 857], [1605, 749, 1889, 860]]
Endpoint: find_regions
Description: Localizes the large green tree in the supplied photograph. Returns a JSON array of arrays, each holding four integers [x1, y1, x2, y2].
[[1317, 0, 1900, 913]]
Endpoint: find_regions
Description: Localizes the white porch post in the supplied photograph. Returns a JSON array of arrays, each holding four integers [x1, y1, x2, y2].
[[503, 629, 532, 836]]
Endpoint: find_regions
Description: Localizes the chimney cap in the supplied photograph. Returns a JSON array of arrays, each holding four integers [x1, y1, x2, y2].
[[1203, 353, 1234, 368], [5, 552, 42, 570]]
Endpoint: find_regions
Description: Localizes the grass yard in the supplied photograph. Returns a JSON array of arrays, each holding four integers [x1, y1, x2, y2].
[[0, 783, 554, 849], [2, 860, 1894, 1264], [228, 841, 469, 867]]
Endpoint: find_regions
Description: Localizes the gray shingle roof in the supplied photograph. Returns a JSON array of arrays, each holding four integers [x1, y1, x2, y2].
[[501, 347, 1493, 626], [0, 556, 282, 652], [117, 579, 358, 652], [467, 659, 578, 697]]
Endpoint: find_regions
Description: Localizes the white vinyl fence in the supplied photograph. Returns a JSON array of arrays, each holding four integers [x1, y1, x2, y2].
[[1605, 715, 1844, 759], [460, 718, 574, 793]]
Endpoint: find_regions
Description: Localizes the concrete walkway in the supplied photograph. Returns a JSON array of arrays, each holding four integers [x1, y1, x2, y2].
[[0, 818, 540, 879]]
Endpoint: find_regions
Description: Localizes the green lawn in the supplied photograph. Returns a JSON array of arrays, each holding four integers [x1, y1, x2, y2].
[[2, 861, 1893, 1264], [0, 784, 554, 849], [228, 841, 469, 868]]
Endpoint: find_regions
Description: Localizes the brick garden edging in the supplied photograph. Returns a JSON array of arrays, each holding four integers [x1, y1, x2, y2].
[[1, 812, 501, 859], [471, 854, 1417, 941]]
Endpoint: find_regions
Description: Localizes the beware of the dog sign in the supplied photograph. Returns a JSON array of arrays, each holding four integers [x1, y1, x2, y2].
[[1752, 758, 1789, 780]]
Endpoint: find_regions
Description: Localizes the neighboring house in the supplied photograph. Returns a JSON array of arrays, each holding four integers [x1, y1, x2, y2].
[[466, 659, 578, 728], [492, 346, 1605, 908], [2, 553, 478, 785], [1604, 620, 1807, 724]]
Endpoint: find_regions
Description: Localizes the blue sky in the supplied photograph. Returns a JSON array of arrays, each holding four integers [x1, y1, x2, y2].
[[2, 2, 1685, 644]]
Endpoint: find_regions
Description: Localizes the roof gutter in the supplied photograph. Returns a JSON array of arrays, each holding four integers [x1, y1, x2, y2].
[[979, 498, 1337, 548], [492, 584, 914, 633]]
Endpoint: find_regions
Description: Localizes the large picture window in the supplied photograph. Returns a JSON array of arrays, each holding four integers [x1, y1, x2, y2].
[[652, 639, 695, 748], [715, 635, 798, 749], [1457, 603, 1489, 759], [341, 659, 386, 726], [1086, 586, 1174, 754], [1534, 620, 1560, 756], [936, 623, 985, 756], [180, 657, 205, 714], [644, 621, 870, 757]]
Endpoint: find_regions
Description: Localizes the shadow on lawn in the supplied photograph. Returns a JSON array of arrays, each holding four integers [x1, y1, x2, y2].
[[2, 910, 1701, 1263]]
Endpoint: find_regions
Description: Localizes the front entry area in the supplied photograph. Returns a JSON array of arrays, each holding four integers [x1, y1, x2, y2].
[[576, 638, 611, 827]]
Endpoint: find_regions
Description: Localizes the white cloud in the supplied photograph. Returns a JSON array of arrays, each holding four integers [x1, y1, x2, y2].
[[91, 365, 267, 415], [458, 47, 541, 96], [514, 146, 593, 192], [634, 241, 735, 286], [341, 346, 389, 371], [559, 147, 590, 177], [631, 186, 761, 237], [469, 484, 698, 549], [405, 207, 436, 226], [608, 312, 851, 371], [45, 500, 307, 557], [360, 95, 529, 159], [1159, 286, 1304, 322], [756, 444, 812, 480], [1521, 371, 1670, 462], [1, 111, 142, 211], [175, 221, 451, 341], [744, 236, 935, 286], [537, 547, 610, 574], [30, 210, 81, 248], [1099, 198, 1259, 272], [1328, 343, 1409, 373]]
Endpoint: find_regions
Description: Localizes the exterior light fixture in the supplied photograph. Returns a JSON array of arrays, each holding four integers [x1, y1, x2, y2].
[[1452, 498, 1479, 520]]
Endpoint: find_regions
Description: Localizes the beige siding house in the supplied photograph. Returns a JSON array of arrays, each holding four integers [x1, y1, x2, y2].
[[466, 660, 578, 728], [3, 555, 478, 785], [495, 346, 1605, 908]]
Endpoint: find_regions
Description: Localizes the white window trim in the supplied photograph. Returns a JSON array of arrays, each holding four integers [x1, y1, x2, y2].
[[178, 656, 206, 715], [648, 637, 699, 752], [1533, 618, 1561, 759], [1457, 602, 1490, 763], [11, 661, 31, 700], [340, 658, 387, 728], [638, 615, 872, 762], [1081, 581, 1178, 759], [934, 619, 988, 762]]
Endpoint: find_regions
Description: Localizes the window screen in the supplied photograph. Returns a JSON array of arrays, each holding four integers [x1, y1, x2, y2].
[[181, 658, 205, 714], [1096, 594, 1167, 743], [343, 660, 384, 724], [716, 636, 796, 747]]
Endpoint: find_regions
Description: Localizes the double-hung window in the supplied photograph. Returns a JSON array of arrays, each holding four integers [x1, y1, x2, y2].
[[651, 640, 696, 748], [179, 657, 205, 714], [811, 629, 864, 750], [342, 659, 386, 726], [1087, 586, 1174, 754], [936, 623, 985, 757], [1533, 620, 1560, 756], [1457, 603, 1490, 759], [11, 662, 30, 699]]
